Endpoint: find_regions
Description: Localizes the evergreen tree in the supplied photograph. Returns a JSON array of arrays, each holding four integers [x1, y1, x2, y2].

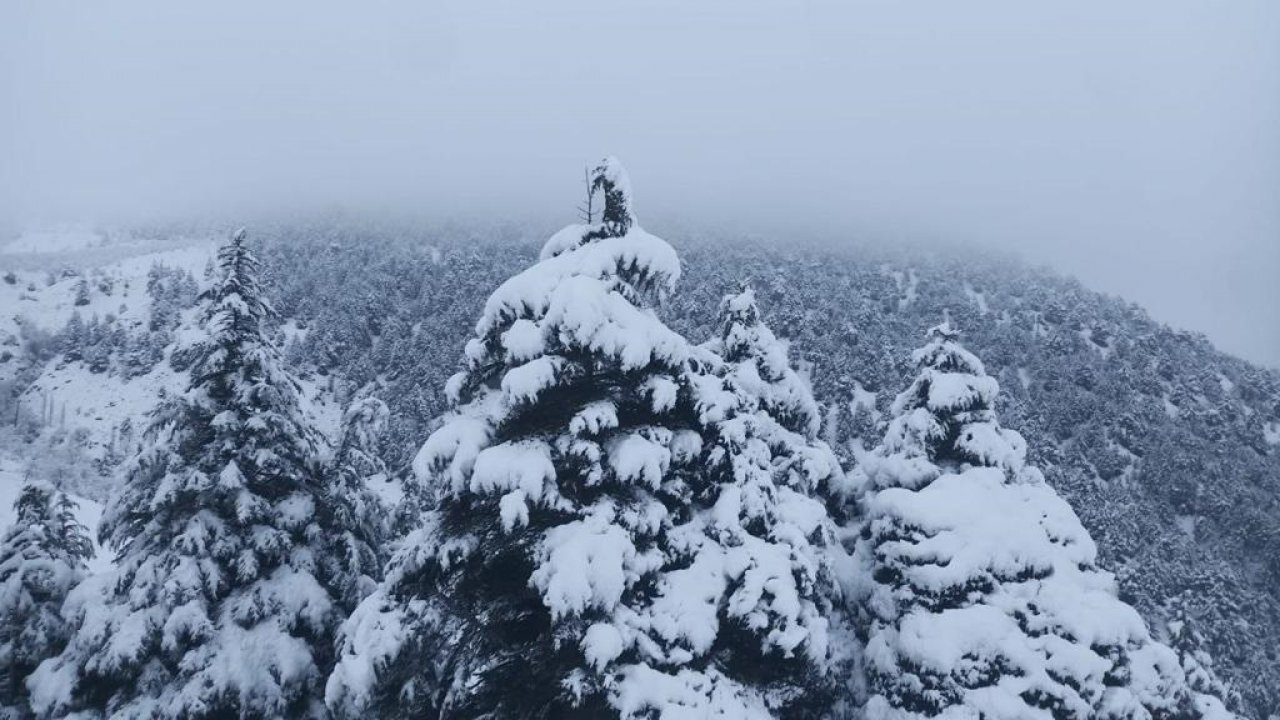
[[696, 286, 852, 715], [1165, 597, 1241, 718], [0, 484, 93, 719], [28, 229, 379, 719], [853, 323, 1238, 719], [60, 313, 86, 363], [710, 286, 823, 438], [328, 396, 392, 607], [329, 159, 844, 719], [73, 278, 90, 307]]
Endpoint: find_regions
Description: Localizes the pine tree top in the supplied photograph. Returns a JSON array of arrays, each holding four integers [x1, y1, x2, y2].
[[876, 322, 1031, 486], [589, 156, 635, 238], [451, 159, 688, 410], [201, 227, 274, 336], [539, 157, 651, 261], [713, 285, 824, 439]]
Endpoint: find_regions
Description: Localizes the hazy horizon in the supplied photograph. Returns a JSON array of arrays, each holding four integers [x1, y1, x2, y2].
[[3, 0, 1278, 367]]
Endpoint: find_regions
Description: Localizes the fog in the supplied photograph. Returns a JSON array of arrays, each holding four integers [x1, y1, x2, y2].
[[3, 0, 1278, 366]]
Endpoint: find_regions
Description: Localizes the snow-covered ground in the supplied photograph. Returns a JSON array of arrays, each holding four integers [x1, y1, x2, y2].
[[1, 244, 214, 341], [3, 234, 345, 503], [21, 350, 190, 459], [2, 241, 215, 452], [0, 452, 111, 573], [17, 320, 343, 471]]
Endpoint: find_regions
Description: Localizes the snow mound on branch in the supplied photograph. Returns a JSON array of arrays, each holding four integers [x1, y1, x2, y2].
[[483, 229, 681, 341], [531, 509, 639, 619], [870, 468, 1101, 606], [610, 664, 773, 720]]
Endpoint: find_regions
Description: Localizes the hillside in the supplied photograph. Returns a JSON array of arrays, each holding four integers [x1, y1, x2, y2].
[[253, 223, 1280, 718], [0, 221, 1276, 717]]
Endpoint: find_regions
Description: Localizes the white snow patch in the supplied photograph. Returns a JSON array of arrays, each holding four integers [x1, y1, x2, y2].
[[963, 282, 989, 315], [850, 381, 878, 423], [531, 512, 636, 619], [1174, 514, 1197, 539], [1263, 421, 1280, 446], [1216, 372, 1235, 395]]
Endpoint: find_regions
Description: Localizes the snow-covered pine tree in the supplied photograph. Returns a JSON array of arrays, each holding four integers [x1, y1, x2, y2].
[[0, 484, 93, 718], [1165, 598, 1242, 718], [854, 322, 1239, 720], [73, 278, 90, 307], [692, 285, 851, 714], [329, 395, 393, 607], [28, 229, 379, 720], [329, 159, 844, 719]]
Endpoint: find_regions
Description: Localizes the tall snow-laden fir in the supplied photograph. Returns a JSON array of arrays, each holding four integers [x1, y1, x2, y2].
[[329, 159, 845, 719], [693, 285, 852, 715], [28, 229, 379, 719], [854, 323, 1238, 720], [329, 395, 393, 607], [0, 484, 93, 719]]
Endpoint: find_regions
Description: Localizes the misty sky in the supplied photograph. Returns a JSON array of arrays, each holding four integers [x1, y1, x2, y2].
[[3, 1, 1278, 366]]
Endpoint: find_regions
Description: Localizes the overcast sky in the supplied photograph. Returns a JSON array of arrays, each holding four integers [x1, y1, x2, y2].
[[2, 0, 1278, 366]]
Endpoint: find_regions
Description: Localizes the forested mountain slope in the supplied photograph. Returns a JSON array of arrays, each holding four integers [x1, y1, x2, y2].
[[251, 222, 1280, 718]]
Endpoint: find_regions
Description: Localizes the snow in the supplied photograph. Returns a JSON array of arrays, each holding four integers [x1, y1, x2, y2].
[[963, 282, 989, 314], [325, 592, 415, 713], [609, 665, 773, 720], [594, 156, 634, 212], [20, 352, 187, 462], [0, 243, 214, 352], [643, 543, 727, 657], [1263, 421, 1280, 446], [467, 438, 564, 530], [468, 440, 558, 508], [1216, 372, 1235, 395], [472, 243, 693, 375], [501, 355, 568, 404], [542, 274, 688, 371], [412, 405, 494, 492], [882, 266, 920, 309], [850, 381, 878, 421], [531, 510, 637, 619], [606, 431, 672, 488], [924, 371, 999, 413], [1175, 514, 1197, 539], [480, 229, 682, 341], [870, 468, 1099, 595], [582, 622, 625, 671], [501, 318, 544, 361], [642, 375, 680, 413], [570, 400, 620, 436]]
